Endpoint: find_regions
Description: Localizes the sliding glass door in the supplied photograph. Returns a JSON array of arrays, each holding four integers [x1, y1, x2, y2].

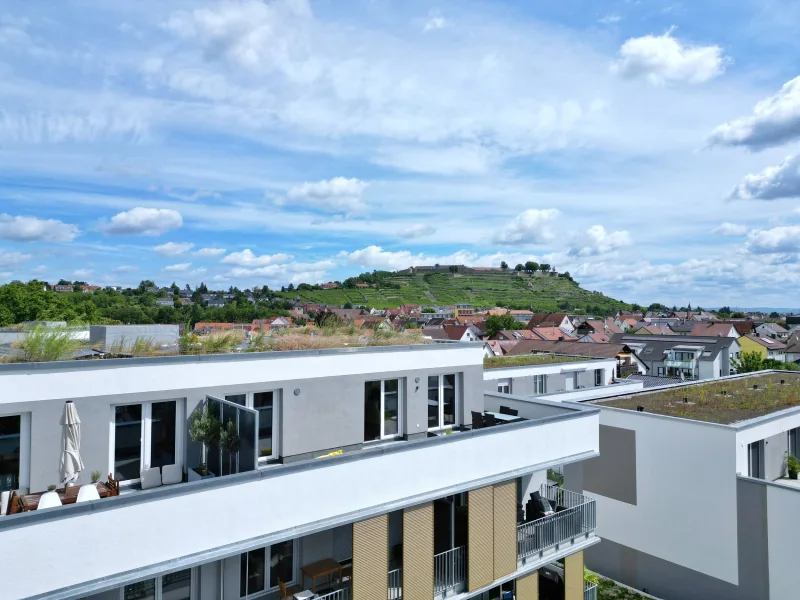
[[113, 400, 182, 483], [365, 379, 403, 441], [0, 415, 22, 492], [122, 568, 192, 600], [428, 374, 458, 431], [224, 390, 279, 462]]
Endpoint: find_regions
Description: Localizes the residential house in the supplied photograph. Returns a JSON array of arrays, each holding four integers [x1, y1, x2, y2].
[[785, 335, 800, 365], [526, 313, 576, 335], [503, 339, 646, 379], [689, 322, 739, 337], [612, 334, 740, 380], [0, 342, 600, 600], [453, 303, 475, 317], [567, 372, 800, 600], [252, 317, 291, 332], [719, 320, 755, 336], [630, 324, 676, 336], [510, 310, 534, 323], [422, 325, 482, 342], [739, 335, 787, 362], [614, 316, 641, 332], [494, 330, 538, 341], [53, 285, 74, 293], [578, 333, 612, 344], [320, 282, 339, 289], [530, 326, 578, 342], [155, 298, 175, 307], [756, 322, 789, 340]]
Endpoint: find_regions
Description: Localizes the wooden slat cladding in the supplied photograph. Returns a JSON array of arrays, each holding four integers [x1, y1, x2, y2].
[[516, 570, 539, 600], [353, 515, 388, 600], [403, 502, 434, 600], [468, 486, 495, 591], [565, 551, 585, 600], [493, 480, 517, 579]]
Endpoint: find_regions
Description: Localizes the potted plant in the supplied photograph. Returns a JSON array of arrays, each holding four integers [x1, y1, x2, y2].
[[788, 453, 800, 480], [188, 405, 221, 481], [219, 418, 241, 475], [47, 485, 57, 492], [91, 470, 101, 484]]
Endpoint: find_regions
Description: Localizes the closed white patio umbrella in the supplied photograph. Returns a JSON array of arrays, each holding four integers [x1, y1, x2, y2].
[[59, 400, 84, 486]]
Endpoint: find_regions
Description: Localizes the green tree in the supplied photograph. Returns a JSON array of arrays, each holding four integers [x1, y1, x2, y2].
[[500, 261, 508, 271], [539, 264, 550, 272], [524, 261, 538, 273], [485, 314, 519, 338], [515, 264, 523, 272], [732, 351, 766, 373]]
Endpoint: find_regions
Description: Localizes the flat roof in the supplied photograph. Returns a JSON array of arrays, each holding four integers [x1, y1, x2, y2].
[[596, 371, 800, 424], [484, 353, 605, 369]]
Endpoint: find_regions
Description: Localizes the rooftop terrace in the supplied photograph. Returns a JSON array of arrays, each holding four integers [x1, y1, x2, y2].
[[597, 371, 800, 424], [484, 353, 602, 369]]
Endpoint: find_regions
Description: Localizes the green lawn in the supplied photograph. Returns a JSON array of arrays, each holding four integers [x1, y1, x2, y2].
[[484, 354, 594, 369]]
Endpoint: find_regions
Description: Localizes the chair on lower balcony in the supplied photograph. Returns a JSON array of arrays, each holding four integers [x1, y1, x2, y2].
[[471, 411, 484, 430], [484, 413, 497, 427], [278, 579, 302, 599], [499, 405, 519, 417]]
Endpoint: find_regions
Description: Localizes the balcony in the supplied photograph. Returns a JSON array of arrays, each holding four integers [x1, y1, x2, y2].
[[517, 485, 597, 563], [663, 358, 697, 370], [585, 581, 598, 600], [434, 546, 466, 596]]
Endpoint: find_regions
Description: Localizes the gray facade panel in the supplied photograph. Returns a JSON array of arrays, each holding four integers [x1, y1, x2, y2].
[[582, 425, 637, 505]]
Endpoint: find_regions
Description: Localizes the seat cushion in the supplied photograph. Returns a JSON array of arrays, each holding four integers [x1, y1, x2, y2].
[[140, 467, 162, 490], [161, 464, 183, 485]]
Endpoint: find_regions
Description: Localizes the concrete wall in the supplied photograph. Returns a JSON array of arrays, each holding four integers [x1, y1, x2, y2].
[[89, 325, 179, 349], [765, 479, 800, 599], [483, 360, 616, 397], [565, 407, 740, 586]]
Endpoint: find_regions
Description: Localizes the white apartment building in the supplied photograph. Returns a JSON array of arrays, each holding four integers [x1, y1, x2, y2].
[[565, 371, 800, 600], [0, 342, 600, 600]]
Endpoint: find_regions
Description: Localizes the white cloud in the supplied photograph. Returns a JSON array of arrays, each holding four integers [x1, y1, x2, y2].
[[102, 208, 183, 236], [568, 225, 631, 256], [112, 265, 139, 273], [398, 224, 436, 239], [599, 15, 622, 25], [153, 241, 195, 256], [339, 246, 424, 270], [423, 10, 447, 32], [612, 29, 727, 85], [491, 209, 559, 245], [0, 213, 79, 242], [713, 223, 749, 235], [0, 251, 32, 268], [163, 262, 192, 272], [72, 268, 92, 278], [195, 247, 227, 257], [30, 265, 48, 274], [220, 249, 293, 267], [373, 145, 499, 176], [283, 177, 368, 213], [745, 225, 800, 254], [726, 155, 800, 201], [709, 77, 800, 150]]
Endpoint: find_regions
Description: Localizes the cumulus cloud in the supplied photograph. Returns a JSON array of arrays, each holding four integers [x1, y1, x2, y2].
[[745, 225, 800, 254], [726, 155, 800, 201], [423, 10, 447, 32], [102, 207, 183, 236], [568, 225, 631, 256], [713, 223, 749, 235], [0, 250, 32, 268], [491, 209, 559, 245], [112, 265, 139, 273], [709, 77, 800, 150], [599, 15, 622, 25], [72, 268, 92, 278], [398, 224, 436, 239], [339, 246, 423, 270], [283, 177, 368, 214], [0, 213, 79, 242], [195, 247, 227, 257], [163, 262, 191, 272], [153, 241, 195, 256], [612, 29, 727, 85], [220, 249, 293, 267]]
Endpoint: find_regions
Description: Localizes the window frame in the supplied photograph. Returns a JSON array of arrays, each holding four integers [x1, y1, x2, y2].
[[239, 539, 299, 599], [109, 399, 185, 485], [225, 390, 281, 462], [0, 412, 30, 492], [365, 378, 404, 441], [427, 374, 459, 431], [594, 369, 603, 387], [496, 379, 511, 394], [533, 374, 547, 395], [120, 567, 196, 600]]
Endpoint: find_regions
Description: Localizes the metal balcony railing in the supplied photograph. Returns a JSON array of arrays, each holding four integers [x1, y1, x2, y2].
[[317, 587, 350, 600], [585, 582, 598, 600], [518, 484, 597, 560], [434, 545, 466, 595], [663, 358, 696, 369], [388, 567, 402, 600]]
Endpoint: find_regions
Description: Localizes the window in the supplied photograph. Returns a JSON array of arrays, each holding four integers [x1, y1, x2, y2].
[[428, 374, 458, 430], [594, 369, 603, 387], [122, 568, 192, 600], [533, 375, 547, 395], [497, 379, 511, 394], [365, 379, 403, 441], [790, 428, 799, 458], [240, 541, 296, 597], [225, 391, 280, 461], [112, 400, 182, 483], [0, 414, 28, 492], [657, 367, 665, 376], [749, 441, 763, 479]]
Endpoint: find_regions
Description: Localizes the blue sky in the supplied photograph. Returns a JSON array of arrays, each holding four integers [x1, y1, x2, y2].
[[2, 0, 800, 307]]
